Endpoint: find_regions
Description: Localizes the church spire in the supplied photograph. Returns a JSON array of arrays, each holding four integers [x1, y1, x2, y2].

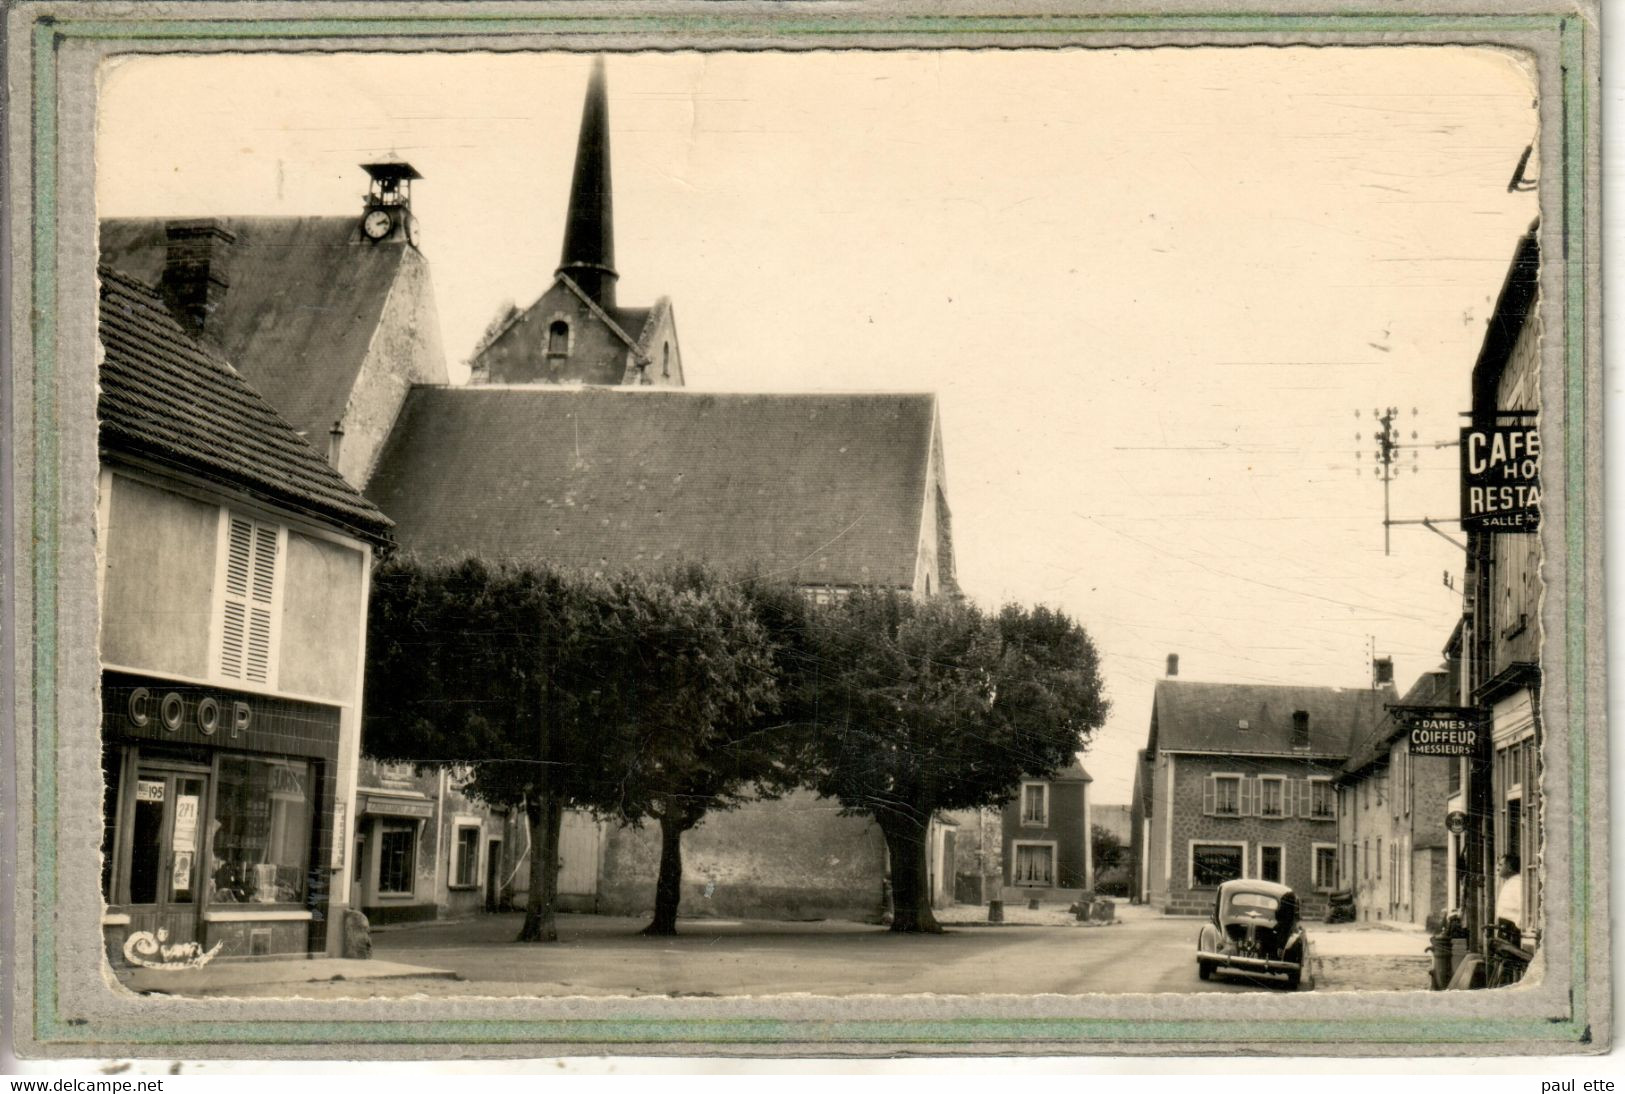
[[556, 56, 618, 310]]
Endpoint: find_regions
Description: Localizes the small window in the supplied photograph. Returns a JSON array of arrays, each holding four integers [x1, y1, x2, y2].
[[451, 825, 481, 889], [378, 822, 418, 896], [1020, 782, 1049, 826], [1259, 845, 1283, 883], [547, 320, 570, 357], [1259, 777, 1285, 819], [1012, 843, 1055, 886], [1210, 775, 1240, 817], [1191, 843, 1245, 888]]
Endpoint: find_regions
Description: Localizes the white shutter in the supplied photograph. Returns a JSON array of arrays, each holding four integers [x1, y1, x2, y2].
[[1202, 776, 1215, 816], [218, 514, 280, 685]]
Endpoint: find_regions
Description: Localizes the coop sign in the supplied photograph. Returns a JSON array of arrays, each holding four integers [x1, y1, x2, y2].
[[1392, 705, 1487, 757], [1460, 423, 1540, 532]]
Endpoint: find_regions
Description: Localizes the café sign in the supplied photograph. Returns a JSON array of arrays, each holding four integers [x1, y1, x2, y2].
[[1460, 422, 1539, 533], [1391, 705, 1488, 757]]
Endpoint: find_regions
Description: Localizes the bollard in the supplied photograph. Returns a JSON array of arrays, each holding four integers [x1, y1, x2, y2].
[[1028, 897, 1041, 911], [987, 899, 1004, 924]]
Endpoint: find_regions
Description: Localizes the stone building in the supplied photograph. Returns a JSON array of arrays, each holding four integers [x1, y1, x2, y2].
[[367, 387, 959, 921], [1131, 666, 1391, 919], [96, 266, 393, 964], [466, 58, 683, 389], [1333, 667, 1457, 927]]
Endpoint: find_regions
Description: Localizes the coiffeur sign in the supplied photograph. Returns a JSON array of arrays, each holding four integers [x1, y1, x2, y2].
[[1391, 705, 1488, 757], [1460, 421, 1539, 532]]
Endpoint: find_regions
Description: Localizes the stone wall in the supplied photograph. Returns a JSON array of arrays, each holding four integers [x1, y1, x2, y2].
[[595, 791, 888, 923]]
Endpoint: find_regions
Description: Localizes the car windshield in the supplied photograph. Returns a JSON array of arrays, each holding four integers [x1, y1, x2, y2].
[[1228, 892, 1280, 912]]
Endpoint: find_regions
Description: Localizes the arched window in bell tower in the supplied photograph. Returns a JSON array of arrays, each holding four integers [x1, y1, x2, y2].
[[547, 320, 570, 358]]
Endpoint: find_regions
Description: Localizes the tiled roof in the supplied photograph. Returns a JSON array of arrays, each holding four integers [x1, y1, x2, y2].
[[99, 216, 426, 446], [97, 266, 392, 540], [1340, 668, 1454, 776], [365, 387, 938, 586], [1149, 679, 1394, 758]]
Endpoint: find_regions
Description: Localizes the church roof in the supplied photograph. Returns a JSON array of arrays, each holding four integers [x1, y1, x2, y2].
[[1147, 679, 1393, 759], [99, 216, 419, 447], [97, 266, 392, 541], [365, 387, 940, 586]]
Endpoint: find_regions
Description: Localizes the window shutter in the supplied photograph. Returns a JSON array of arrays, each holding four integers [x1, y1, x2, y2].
[[219, 515, 279, 685], [1242, 777, 1257, 817], [1203, 775, 1215, 816], [1296, 780, 1309, 818]]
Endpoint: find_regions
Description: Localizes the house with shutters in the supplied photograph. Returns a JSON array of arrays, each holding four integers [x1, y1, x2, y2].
[[999, 756, 1093, 900], [95, 266, 394, 965], [1333, 666, 1457, 928], [1130, 665, 1393, 919]]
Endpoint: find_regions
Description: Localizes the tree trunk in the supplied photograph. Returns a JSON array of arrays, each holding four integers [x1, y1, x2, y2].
[[517, 795, 565, 942], [880, 813, 942, 934], [642, 815, 687, 936]]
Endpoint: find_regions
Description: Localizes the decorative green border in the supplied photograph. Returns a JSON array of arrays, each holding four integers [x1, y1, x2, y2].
[[23, 8, 1595, 1050]]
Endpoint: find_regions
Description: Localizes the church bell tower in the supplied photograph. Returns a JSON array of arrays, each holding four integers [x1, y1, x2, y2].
[[556, 56, 618, 310]]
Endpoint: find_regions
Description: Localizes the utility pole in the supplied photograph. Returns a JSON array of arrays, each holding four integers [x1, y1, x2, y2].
[[1356, 406, 1444, 555]]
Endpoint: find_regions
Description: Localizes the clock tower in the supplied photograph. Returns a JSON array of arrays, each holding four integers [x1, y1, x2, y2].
[[359, 161, 422, 247]]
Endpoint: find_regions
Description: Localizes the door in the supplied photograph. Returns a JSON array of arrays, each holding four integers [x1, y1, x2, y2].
[[125, 765, 209, 947], [1260, 845, 1283, 884], [484, 838, 503, 912]]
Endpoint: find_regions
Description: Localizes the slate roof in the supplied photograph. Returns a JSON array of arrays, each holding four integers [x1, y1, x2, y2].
[[98, 265, 392, 541], [1148, 679, 1394, 758], [1340, 668, 1454, 777], [366, 387, 940, 586], [99, 217, 415, 446]]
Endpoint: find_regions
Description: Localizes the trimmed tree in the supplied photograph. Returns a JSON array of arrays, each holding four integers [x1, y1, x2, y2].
[[1091, 824, 1125, 887], [364, 557, 785, 943], [804, 590, 1109, 933], [589, 568, 786, 936]]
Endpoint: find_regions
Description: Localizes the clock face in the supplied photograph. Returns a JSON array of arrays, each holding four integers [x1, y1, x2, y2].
[[362, 209, 393, 240], [406, 215, 421, 248]]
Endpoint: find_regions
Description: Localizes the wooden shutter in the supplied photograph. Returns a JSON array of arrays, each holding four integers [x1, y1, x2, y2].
[[1202, 775, 1215, 816], [1240, 777, 1257, 817], [219, 515, 279, 684]]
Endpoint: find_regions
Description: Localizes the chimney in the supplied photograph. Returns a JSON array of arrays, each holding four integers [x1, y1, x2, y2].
[[1166, 653, 1179, 677], [1291, 710, 1310, 750], [160, 219, 235, 337], [327, 420, 345, 469]]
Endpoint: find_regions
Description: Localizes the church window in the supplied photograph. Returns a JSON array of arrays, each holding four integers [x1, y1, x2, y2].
[[547, 320, 570, 358], [662, 342, 671, 378]]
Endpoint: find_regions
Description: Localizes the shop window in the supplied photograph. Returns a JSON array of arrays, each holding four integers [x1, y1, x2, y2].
[[1020, 782, 1049, 826], [378, 822, 418, 896], [217, 514, 282, 686], [1190, 842, 1245, 888], [1012, 843, 1055, 886], [1259, 777, 1285, 818], [211, 756, 313, 905], [451, 825, 481, 889], [1313, 845, 1338, 891]]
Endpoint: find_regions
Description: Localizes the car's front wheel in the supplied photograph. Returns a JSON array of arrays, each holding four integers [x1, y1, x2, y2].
[[1198, 960, 1215, 981]]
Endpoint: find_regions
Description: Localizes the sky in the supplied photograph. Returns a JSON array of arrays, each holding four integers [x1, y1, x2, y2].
[[97, 47, 1541, 803]]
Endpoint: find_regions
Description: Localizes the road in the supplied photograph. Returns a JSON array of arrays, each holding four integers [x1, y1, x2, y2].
[[225, 906, 1312, 999]]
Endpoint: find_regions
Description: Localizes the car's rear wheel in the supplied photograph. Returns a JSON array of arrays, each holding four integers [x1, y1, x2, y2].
[[1198, 961, 1215, 981]]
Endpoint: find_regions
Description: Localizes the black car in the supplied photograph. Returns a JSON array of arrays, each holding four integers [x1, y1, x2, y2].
[[1196, 879, 1310, 990]]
